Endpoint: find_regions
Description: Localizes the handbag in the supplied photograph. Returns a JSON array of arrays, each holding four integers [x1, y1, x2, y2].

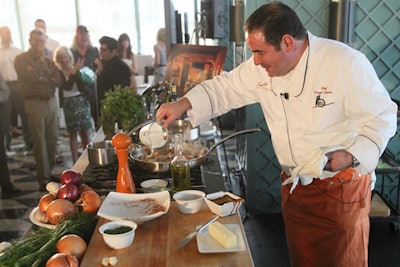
[[78, 66, 96, 85]]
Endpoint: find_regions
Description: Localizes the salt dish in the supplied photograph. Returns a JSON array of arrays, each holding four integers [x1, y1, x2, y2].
[[173, 190, 205, 214]]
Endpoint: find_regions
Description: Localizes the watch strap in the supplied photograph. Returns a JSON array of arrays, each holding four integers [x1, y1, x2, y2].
[[352, 155, 360, 168]]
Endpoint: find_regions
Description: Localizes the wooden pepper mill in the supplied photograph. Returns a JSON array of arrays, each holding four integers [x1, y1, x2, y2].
[[111, 133, 136, 193]]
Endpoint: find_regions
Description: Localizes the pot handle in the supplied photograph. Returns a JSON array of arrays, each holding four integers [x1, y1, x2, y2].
[[208, 128, 261, 153]]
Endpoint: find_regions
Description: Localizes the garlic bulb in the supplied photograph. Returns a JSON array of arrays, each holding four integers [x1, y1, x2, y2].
[[46, 182, 60, 195]]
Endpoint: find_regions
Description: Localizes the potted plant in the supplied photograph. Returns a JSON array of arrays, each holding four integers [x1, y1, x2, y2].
[[100, 85, 147, 137]]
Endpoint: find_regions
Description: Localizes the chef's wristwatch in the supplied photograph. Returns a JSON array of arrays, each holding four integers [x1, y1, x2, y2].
[[352, 155, 360, 168]]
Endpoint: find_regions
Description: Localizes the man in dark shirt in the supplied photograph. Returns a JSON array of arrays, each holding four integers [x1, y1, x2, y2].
[[94, 36, 130, 117], [14, 29, 62, 191], [0, 74, 21, 198]]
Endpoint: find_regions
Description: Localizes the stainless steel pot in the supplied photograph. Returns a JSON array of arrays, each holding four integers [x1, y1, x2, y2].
[[129, 128, 260, 172], [168, 119, 199, 141], [87, 140, 116, 166]]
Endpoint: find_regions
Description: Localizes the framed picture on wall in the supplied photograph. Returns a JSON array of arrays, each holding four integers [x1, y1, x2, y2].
[[164, 44, 227, 97]]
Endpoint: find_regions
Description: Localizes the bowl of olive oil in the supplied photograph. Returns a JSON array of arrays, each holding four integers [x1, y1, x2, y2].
[[99, 220, 137, 249]]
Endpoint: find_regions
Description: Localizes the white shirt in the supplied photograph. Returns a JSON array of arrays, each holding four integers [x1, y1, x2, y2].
[[62, 73, 81, 98], [46, 37, 59, 52], [185, 32, 398, 187], [0, 46, 22, 81]]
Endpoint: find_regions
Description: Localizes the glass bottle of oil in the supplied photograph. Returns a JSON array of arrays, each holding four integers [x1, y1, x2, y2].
[[171, 133, 191, 193], [170, 80, 178, 102], [164, 81, 171, 103]]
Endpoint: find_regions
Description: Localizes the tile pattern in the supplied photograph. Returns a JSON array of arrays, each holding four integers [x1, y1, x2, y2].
[[0, 133, 73, 242]]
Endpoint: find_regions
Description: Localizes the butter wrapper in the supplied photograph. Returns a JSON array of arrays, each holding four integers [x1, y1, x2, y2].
[[204, 191, 244, 217]]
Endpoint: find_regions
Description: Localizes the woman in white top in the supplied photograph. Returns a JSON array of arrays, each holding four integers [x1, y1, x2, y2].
[[117, 33, 137, 89], [152, 28, 167, 86]]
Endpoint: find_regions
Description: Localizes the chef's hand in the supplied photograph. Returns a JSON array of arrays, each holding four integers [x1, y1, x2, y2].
[[156, 97, 192, 127], [323, 150, 354, 172]]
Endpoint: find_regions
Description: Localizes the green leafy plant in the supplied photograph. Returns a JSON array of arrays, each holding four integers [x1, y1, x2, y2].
[[100, 85, 147, 136]]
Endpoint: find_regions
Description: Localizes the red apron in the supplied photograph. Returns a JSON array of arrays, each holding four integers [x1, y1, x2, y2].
[[281, 168, 371, 267]]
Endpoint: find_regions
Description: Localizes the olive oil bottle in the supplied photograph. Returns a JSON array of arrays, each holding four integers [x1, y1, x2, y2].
[[171, 133, 191, 193], [170, 80, 178, 102], [164, 81, 171, 103]]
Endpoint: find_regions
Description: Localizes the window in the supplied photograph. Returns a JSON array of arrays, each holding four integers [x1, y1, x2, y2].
[[0, 0, 198, 56]]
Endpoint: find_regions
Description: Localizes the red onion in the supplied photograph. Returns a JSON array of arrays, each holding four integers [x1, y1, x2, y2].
[[57, 184, 79, 202], [60, 169, 82, 186]]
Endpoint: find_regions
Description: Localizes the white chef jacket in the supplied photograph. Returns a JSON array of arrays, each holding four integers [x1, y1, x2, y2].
[[186, 32, 398, 189]]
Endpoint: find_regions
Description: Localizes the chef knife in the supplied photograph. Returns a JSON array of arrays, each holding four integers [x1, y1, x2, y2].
[[177, 215, 219, 249]]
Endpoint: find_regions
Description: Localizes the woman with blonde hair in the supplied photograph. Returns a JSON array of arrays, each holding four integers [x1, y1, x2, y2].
[[54, 46, 93, 163], [71, 25, 100, 127]]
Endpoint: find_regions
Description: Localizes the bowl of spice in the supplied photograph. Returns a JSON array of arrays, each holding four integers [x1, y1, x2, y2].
[[99, 220, 137, 249]]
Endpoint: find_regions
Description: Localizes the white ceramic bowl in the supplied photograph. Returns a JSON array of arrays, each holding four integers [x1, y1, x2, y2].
[[99, 220, 137, 249], [173, 190, 206, 214], [140, 179, 168, 192]]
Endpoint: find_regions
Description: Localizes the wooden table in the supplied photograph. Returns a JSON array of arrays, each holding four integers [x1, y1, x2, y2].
[[81, 203, 254, 267]]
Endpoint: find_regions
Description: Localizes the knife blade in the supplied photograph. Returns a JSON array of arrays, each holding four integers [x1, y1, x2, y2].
[[177, 215, 219, 249]]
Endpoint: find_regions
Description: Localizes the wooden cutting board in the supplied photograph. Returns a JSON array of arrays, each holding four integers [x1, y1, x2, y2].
[[81, 202, 254, 267]]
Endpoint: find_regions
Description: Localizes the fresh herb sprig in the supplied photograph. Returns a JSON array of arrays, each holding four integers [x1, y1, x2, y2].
[[0, 213, 98, 267], [100, 85, 147, 135]]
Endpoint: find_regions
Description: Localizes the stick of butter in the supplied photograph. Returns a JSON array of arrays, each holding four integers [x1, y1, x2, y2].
[[208, 221, 237, 248]]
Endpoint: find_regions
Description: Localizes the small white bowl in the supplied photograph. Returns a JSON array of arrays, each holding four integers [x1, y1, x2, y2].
[[173, 190, 206, 214], [140, 179, 168, 192], [99, 220, 137, 249]]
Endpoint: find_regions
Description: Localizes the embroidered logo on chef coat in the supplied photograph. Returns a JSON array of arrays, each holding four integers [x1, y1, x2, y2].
[[257, 81, 272, 91], [314, 86, 334, 108]]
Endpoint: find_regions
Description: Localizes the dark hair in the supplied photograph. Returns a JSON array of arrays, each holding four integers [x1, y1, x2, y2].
[[99, 36, 118, 50], [244, 2, 307, 50], [117, 33, 133, 59]]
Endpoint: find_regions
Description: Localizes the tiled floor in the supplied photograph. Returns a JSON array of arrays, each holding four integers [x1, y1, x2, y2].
[[0, 132, 73, 242]]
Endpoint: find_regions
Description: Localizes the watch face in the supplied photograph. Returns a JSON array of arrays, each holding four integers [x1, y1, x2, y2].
[[353, 156, 360, 167]]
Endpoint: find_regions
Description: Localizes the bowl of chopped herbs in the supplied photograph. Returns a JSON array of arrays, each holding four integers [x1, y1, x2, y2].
[[99, 220, 137, 249]]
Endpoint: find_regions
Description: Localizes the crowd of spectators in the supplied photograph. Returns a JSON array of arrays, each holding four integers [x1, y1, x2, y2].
[[0, 19, 151, 194]]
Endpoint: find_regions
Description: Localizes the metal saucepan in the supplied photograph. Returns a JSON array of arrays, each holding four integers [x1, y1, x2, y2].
[[87, 140, 116, 166], [129, 128, 261, 172]]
